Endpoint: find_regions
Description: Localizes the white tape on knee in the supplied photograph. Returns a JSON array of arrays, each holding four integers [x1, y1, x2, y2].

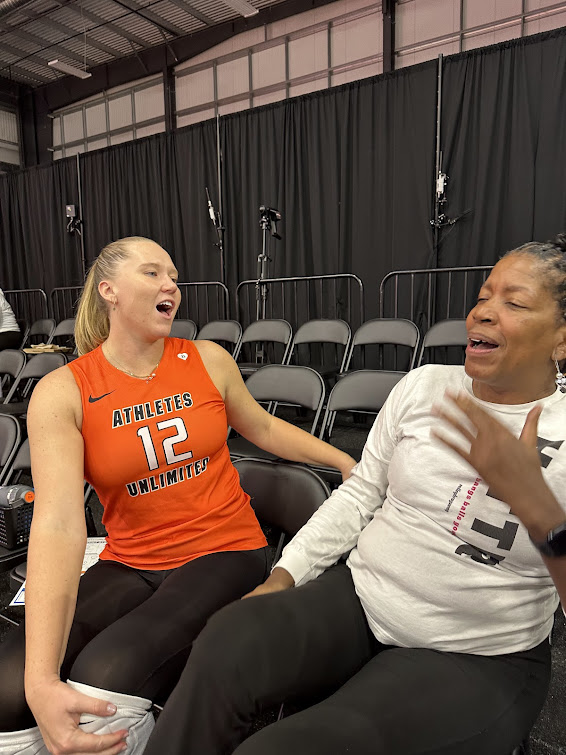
[[0, 726, 47, 754], [67, 680, 154, 754]]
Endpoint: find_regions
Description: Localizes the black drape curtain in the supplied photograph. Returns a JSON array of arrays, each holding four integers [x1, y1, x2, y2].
[[80, 121, 219, 283], [439, 26, 566, 269], [2, 26, 566, 324], [0, 157, 82, 292]]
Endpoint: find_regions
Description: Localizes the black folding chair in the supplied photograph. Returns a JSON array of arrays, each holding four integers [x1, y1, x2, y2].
[[228, 365, 325, 462]]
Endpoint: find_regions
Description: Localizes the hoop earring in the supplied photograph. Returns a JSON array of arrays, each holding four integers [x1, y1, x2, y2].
[[555, 360, 566, 393]]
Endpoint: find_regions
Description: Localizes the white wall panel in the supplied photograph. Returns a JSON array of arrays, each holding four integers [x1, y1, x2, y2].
[[135, 121, 165, 139], [526, 0, 565, 8], [64, 144, 84, 157], [110, 130, 134, 146], [332, 12, 382, 66], [217, 56, 249, 99], [108, 95, 132, 131], [253, 88, 286, 107], [397, 0, 460, 47], [525, 9, 566, 33], [333, 60, 381, 85], [87, 137, 109, 152], [85, 102, 106, 136], [52, 116, 62, 147], [397, 39, 459, 68], [462, 22, 521, 51], [62, 110, 83, 143], [218, 98, 250, 116], [0, 110, 18, 143], [176, 28, 264, 70], [177, 108, 216, 128], [0, 144, 19, 164], [176, 68, 214, 110], [464, 0, 522, 28], [252, 44, 286, 89], [289, 76, 328, 97], [134, 83, 165, 122], [289, 31, 328, 78]]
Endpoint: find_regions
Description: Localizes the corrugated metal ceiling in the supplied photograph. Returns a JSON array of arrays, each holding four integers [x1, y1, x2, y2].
[[0, 0, 286, 86]]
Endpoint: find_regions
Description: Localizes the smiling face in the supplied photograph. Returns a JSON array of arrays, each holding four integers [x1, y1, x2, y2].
[[99, 239, 181, 342], [465, 253, 566, 403]]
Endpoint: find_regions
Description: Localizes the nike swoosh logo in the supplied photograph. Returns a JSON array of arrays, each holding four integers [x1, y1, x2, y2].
[[88, 391, 115, 403]]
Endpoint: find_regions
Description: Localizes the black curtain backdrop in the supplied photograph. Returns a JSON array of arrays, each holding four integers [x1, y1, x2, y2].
[[80, 121, 219, 283], [2, 27, 566, 324], [439, 26, 566, 268], [0, 157, 82, 292], [221, 62, 436, 319]]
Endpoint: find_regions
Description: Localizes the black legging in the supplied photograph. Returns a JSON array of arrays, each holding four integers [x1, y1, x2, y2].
[[0, 332, 21, 351], [0, 547, 269, 731], [144, 563, 551, 755]]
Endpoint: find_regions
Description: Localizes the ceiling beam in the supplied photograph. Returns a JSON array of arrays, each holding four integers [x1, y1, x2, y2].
[[10, 9, 123, 57], [0, 23, 100, 67], [109, 0, 187, 38], [50, 0, 151, 49], [0, 61, 51, 84], [163, 0, 214, 27]]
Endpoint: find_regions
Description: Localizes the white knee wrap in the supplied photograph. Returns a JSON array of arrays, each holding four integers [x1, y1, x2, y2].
[[0, 727, 46, 754], [67, 681, 155, 754]]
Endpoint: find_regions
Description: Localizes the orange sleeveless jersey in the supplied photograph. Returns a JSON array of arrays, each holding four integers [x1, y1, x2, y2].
[[68, 338, 266, 570]]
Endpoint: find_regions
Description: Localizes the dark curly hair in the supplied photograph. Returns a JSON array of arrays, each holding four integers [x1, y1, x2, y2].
[[504, 233, 566, 321]]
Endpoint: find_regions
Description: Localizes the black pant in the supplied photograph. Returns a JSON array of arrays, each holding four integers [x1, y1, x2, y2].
[[0, 332, 21, 351], [0, 547, 269, 730], [144, 563, 551, 755]]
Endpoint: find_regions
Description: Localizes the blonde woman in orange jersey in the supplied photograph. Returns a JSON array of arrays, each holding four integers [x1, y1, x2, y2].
[[0, 237, 356, 755]]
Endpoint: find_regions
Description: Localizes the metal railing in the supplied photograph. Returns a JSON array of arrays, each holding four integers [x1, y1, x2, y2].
[[176, 282, 229, 327], [50, 287, 83, 322], [4, 289, 49, 325], [236, 274, 364, 332], [49, 282, 230, 327], [379, 265, 493, 331]]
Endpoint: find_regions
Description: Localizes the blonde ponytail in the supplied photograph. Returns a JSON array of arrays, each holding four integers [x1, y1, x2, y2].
[[74, 236, 149, 355]]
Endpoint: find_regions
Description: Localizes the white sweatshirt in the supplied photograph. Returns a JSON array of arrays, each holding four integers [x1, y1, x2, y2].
[[0, 290, 19, 334], [278, 365, 566, 655]]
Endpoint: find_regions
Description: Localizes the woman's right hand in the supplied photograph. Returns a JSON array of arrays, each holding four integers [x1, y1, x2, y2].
[[242, 566, 295, 599], [26, 678, 127, 755]]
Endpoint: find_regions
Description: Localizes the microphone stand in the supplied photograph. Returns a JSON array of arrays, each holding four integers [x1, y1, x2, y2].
[[255, 205, 282, 362], [206, 187, 226, 285]]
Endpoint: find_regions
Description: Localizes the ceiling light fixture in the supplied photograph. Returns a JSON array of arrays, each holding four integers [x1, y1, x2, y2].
[[220, 0, 258, 18], [48, 59, 92, 79]]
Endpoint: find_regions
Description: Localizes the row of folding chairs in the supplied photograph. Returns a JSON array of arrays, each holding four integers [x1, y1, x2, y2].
[[227, 364, 406, 489], [13, 316, 469, 375]]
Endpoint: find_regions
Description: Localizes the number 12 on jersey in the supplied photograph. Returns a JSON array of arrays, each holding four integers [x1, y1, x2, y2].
[[137, 418, 193, 471]]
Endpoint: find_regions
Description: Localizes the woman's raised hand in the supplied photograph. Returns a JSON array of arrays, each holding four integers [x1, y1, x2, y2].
[[432, 391, 562, 536], [26, 678, 127, 755]]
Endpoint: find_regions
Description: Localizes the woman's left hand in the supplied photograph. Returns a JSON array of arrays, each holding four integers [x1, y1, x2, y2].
[[432, 392, 561, 535]]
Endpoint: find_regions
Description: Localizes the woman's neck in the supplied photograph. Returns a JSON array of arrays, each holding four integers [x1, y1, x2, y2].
[[471, 378, 556, 405], [102, 333, 165, 377]]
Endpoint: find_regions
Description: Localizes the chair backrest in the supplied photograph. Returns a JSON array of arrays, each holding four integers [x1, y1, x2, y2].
[[239, 319, 293, 367], [0, 415, 22, 485], [244, 365, 325, 434], [289, 319, 351, 373], [417, 319, 468, 366], [233, 457, 330, 562], [319, 370, 406, 441], [197, 320, 242, 357], [51, 318, 76, 339], [170, 319, 198, 340], [0, 350, 26, 381], [4, 353, 67, 403], [24, 318, 56, 349], [346, 318, 420, 371], [241, 319, 293, 346]]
